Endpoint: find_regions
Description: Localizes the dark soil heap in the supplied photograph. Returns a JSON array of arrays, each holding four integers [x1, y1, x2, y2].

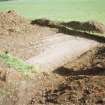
[[62, 20, 105, 34]]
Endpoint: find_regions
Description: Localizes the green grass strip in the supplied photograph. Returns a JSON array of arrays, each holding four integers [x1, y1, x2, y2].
[[0, 52, 34, 73]]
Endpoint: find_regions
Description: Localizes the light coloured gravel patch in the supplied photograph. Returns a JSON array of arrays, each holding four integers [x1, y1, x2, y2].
[[26, 33, 99, 72]]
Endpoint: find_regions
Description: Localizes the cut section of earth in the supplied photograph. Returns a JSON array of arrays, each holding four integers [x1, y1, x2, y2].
[[0, 10, 105, 105]]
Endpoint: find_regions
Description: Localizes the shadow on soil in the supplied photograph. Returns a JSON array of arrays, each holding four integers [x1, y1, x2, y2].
[[59, 28, 105, 43], [31, 19, 105, 43], [53, 67, 105, 76]]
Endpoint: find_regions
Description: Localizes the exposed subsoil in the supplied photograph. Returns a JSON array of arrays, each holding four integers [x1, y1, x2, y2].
[[0, 11, 105, 105]]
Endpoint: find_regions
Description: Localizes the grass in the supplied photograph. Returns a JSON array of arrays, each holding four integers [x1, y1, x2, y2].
[[0, 0, 105, 23], [0, 52, 37, 74]]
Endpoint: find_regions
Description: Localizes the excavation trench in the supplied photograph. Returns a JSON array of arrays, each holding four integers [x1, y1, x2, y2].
[[26, 33, 99, 72], [0, 11, 105, 105]]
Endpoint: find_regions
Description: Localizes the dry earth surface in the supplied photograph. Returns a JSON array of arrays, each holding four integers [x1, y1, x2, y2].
[[0, 11, 105, 105]]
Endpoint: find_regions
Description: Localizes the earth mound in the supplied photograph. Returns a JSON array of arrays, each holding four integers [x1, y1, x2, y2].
[[0, 10, 31, 34], [0, 10, 57, 59]]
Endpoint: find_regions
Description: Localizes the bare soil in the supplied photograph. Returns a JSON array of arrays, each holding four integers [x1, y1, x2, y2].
[[0, 11, 105, 105], [0, 11, 58, 60]]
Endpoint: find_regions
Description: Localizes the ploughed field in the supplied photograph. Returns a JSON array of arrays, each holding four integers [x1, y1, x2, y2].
[[0, 11, 105, 105]]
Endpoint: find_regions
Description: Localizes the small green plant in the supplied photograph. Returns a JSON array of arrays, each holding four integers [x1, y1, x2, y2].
[[0, 52, 36, 73]]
